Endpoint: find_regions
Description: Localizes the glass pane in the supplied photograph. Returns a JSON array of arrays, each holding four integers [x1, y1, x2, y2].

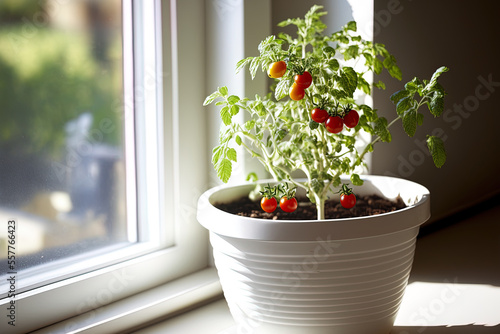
[[0, 0, 130, 273]]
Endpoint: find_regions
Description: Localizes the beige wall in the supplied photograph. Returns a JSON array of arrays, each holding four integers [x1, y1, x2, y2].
[[372, 0, 500, 222]]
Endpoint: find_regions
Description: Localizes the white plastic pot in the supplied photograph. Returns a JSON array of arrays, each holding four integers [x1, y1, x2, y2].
[[197, 175, 430, 334]]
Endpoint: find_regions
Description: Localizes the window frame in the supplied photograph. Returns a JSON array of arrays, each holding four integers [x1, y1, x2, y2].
[[0, 0, 210, 333]]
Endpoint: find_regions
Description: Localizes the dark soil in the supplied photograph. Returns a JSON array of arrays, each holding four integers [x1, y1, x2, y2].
[[215, 194, 406, 220]]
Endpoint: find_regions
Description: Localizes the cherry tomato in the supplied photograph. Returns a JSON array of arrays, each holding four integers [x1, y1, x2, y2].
[[289, 83, 305, 101], [280, 196, 298, 213], [344, 109, 359, 128], [268, 61, 287, 78], [294, 71, 312, 89], [325, 116, 343, 133], [261, 196, 277, 213], [311, 108, 329, 123], [340, 193, 356, 209]]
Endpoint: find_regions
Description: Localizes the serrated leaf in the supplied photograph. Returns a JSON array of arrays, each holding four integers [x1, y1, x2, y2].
[[396, 96, 412, 116], [212, 145, 223, 165], [328, 59, 339, 71], [426, 135, 446, 168], [402, 108, 417, 137], [220, 106, 231, 126], [373, 57, 383, 74], [429, 93, 444, 117], [339, 67, 358, 96], [350, 173, 363, 186], [390, 89, 410, 104], [217, 158, 232, 183], [203, 91, 221, 106], [218, 86, 228, 96], [227, 95, 240, 104], [244, 119, 256, 130], [426, 66, 449, 91], [226, 148, 237, 162], [374, 117, 392, 142], [230, 105, 240, 116], [235, 57, 253, 74], [249, 57, 261, 79], [346, 21, 357, 31], [344, 45, 359, 61], [275, 77, 291, 100]]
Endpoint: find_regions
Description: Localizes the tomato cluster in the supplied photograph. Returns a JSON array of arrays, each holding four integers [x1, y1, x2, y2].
[[290, 71, 312, 101], [260, 183, 298, 213], [311, 108, 359, 134]]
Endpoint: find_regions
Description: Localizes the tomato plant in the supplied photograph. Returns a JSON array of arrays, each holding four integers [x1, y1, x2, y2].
[[311, 108, 329, 123], [343, 109, 359, 128], [205, 5, 449, 219], [325, 116, 343, 134], [294, 71, 312, 89], [268, 61, 287, 78]]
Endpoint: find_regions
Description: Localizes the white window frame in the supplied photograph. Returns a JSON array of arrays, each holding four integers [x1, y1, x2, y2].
[[0, 1, 211, 333]]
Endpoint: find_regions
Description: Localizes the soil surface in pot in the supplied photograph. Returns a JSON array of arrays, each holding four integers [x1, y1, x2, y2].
[[215, 194, 406, 220]]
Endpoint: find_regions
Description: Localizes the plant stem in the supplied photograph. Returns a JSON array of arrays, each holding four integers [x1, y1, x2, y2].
[[315, 192, 326, 220]]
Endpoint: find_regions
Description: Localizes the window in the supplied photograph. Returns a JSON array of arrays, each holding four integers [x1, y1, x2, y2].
[[0, 1, 209, 332]]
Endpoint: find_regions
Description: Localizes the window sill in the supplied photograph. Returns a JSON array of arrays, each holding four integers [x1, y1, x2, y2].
[[31, 268, 222, 334]]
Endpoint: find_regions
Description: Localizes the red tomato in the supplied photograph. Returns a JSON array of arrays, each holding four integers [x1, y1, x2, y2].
[[280, 196, 298, 213], [325, 116, 343, 133], [340, 193, 356, 209], [294, 71, 312, 89], [344, 109, 359, 128], [289, 83, 305, 101], [261, 197, 277, 213], [311, 108, 329, 123], [268, 61, 287, 78]]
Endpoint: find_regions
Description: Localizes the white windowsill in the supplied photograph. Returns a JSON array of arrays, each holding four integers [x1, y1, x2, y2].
[[31, 268, 223, 334]]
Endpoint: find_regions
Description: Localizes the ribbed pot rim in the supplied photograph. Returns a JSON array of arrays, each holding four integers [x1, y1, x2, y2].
[[197, 175, 430, 241]]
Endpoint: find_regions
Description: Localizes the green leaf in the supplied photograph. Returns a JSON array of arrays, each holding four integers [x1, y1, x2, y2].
[[344, 45, 359, 61], [328, 59, 339, 71], [390, 89, 410, 104], [220, 106, 231, 126], [426, 66, 449, 91], [402, 107, 417, 137], [429, 92, 445, 117], [218, 86, 228, 96], [227, 95, 240, 104], [346, 21, 357, 31], [203, 91, 221, 106], [339, 67, 358, 96], [383, 55, 402, 80], [226, 148, 237, 162], [217, 158, 232, 183], [235, 135, 242, 146], [212, 145, 223, 165], [426, 135, 446, 168], [374, 117, 392, 142], [244, 119, 256, 130], [396, 96, 412, 116], [323, 46, 335, 56], [373, 57, 383, 74], [275, 77, 291, 100], [350, 173, 364, 186], [235, 57, 253, 74], [249, 57, 261, 79], [230, 105, 240, 116]]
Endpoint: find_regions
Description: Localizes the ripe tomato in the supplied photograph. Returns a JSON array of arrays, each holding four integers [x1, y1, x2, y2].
[[268, 61, 287, 78], [325, 116, 343, 133], [340, 193, 356, 209], [280, 196, 298, 213], [344, 109, 359, 128], [289, 83, 305, 101], [294, 71, 312, 89], [261, 196, 277, 213], [311, 108, 329, 123]]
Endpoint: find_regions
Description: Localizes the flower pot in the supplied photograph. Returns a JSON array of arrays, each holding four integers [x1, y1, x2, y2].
[[197, 175, 430, 334]]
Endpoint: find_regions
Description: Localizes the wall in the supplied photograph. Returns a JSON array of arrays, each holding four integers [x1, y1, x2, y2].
[[371, 0, 500, 222]]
